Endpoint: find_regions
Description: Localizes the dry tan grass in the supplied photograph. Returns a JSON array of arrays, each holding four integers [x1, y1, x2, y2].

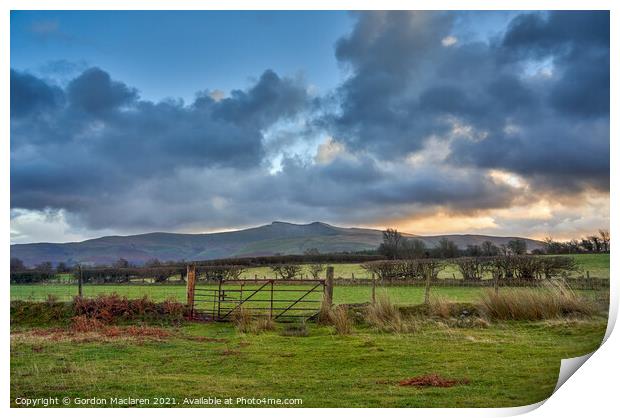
[[329, 305, 352, 335], [232, 307, 255, 333], [365, 294, 415, 333], [253, 317, 276, 333], [11, 324, 172, 345], [316, 299, 333, 325], [232, 307, 276, 334], [480, 281, 597, 320], [427, 296, 454, 319]]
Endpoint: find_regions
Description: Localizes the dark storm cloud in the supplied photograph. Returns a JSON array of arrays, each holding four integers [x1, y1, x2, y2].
[[10, 69, 64, 117], [324, 10, 609, 193], [67, 67, 138, 113], [11, 67, 310, 214], [501, 11, 610, 118], [10, 11, 609, 237]]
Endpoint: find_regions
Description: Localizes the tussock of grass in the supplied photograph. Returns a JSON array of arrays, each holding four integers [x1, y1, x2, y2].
[[480, 282, 597, 320], [232, 307, 255, 333], [427, 296, 454, 319], [253, 317, 276, 333], [232, 308, 276, 334], [365, 294, 415, 333], [316, 299, 333, 325], [329, 306, 353, 335]]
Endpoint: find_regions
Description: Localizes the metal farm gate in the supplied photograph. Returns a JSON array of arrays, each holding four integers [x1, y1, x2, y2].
[[185, 266, 330, 321]]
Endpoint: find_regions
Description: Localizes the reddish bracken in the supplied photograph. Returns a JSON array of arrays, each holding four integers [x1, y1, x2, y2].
[[398, 374, 470, 388]]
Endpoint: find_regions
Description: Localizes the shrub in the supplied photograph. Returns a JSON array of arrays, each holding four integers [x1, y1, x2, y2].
[[538, 256, 578, 279], [480, 282, 596, 320], [71, 315, 104, 332], [10, 300, 73, 326], [10, 270, 56, 284], [454, 257, 487, 280], [329, 305, 353, 335], [199, 265, 246, 281], [73, 294, 185, 324], [271, 264, 302, 280]]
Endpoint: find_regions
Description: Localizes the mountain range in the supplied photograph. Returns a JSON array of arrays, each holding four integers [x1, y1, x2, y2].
[[10, 221, 543, 267]]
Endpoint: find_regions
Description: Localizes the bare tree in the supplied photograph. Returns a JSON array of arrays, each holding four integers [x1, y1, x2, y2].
[[10, 257, 25, 272], [56, 262, 71, 273], [271, 264, 302, 280], [113, 258, 130, 269], [145, 258, 162, 267], [599, 229, 610, 252], [507, 239, 527, 255], [379, 228, 402, 259], [308, 263, 325, 279], [400, 238, 426, 258], [481, 241, 499, 256], [434, 238, 459, 258], [588, 235, 602, 252]]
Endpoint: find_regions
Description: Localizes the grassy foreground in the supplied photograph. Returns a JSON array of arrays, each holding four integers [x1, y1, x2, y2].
[[10, 317, 606, 408]]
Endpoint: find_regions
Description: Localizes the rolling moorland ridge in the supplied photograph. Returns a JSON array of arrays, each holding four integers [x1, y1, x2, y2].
[[10, 221, 543, 267]]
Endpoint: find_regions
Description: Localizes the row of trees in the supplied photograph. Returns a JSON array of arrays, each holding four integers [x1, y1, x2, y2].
[[378, 228, 528, 259], [540, 230, 610, 254], [9, 262, 326, 284], [10, 251, 385, 272], [362, 255, 578, 282]]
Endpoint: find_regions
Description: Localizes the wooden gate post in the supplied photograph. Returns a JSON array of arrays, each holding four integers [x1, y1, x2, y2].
[[186, 264, 196, 318], [371, 272, 376, 304], [424, 271, 431, 305], [325, 266, 334, 306], [77, 264, 83, 298]]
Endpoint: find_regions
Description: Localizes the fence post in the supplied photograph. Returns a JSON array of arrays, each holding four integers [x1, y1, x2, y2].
[[325, 266, 334, 306], [424, 271, 431, 305], [186, 264, 196, 319], [371, 273, 376, 304], [270, 280, 274, 319], [77, 264, 83, 298]]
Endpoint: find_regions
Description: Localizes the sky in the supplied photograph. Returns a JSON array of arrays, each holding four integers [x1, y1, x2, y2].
[[10, 10, 610, 244]]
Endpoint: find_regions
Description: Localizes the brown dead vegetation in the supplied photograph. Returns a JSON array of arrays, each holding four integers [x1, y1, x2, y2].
[[11, 321, 172, 344], [398, 374, 470, 388]]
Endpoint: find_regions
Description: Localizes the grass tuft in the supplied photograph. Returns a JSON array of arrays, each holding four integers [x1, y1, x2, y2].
[[427, 296, 454, 319], [480, 281, 597, 320], [365, 294, 414, 333], [329, 305, 353, 335]]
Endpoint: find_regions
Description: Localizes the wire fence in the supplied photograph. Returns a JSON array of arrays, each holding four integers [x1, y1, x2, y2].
[[10, 276, 608, 303]]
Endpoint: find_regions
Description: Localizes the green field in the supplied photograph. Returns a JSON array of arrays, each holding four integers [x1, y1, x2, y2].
[[10, 318, 607, 407], [10, 283, 605, 308]]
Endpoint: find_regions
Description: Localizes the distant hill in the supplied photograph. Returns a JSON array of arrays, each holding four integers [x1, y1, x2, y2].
[[10, 221, 543, 267]]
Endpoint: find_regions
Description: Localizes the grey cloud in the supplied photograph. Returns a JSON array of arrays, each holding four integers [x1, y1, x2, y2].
[[10, 11, 609, 238], [322, 11, 609, 194], [11, 67, 310, 217], [10, 69, 64, 117], [67, 67, 138, 113]]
